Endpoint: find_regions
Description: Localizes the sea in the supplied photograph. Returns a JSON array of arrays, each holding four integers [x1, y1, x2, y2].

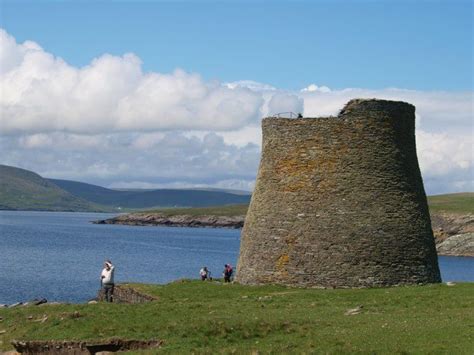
[[0, 211, 472, 304]]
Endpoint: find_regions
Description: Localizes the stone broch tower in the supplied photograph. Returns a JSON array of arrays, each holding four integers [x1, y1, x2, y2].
[[237, 99, 441, 287]]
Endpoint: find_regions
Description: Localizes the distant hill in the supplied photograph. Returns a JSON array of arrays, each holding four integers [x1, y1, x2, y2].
[[111, 187, 251, 195], [181, 187, 252, 196], [3, 164, 469, 213], [48, 179, 251, 209], [47, 179, 128, 206], [0, 165, 104, 212]]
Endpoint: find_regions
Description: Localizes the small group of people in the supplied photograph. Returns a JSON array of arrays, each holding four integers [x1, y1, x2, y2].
[[199, 264, 233, 283], [100, 260, 234, 303]]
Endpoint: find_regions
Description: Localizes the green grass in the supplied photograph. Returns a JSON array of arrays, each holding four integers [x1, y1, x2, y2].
[[1, 281, 473, 353], [137, 204, 249, 217], [128, 193, 473, 219], [427, 193, 474, 214]]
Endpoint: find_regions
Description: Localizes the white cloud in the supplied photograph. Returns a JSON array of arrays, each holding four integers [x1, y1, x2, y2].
[[267, 93, 304, 116], [19, 133, 54, 148], [301, 84, 331, 93], [218, 125, 262, 147], [301, 88, 473, 133], [0, 29, 264, 134], [417, 131, 471, 175], [1, 131, 261, 189], [108, 179, 255, 192], [0, 29, 472, 195], [225, 80, 277, 91]]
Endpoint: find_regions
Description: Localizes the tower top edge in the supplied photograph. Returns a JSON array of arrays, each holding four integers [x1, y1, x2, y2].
[[264, 98, 416, 122]]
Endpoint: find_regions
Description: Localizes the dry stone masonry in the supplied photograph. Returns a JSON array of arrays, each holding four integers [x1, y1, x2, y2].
[[237, 99, 441, 287], [97, 284, 157, 303]]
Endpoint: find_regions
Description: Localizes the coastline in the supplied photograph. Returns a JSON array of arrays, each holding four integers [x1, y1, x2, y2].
[[93, 213, 245, 229], [94, 211, 474, 257]]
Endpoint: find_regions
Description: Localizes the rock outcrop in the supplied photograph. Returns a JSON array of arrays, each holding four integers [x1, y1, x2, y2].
[[431, 212, 474, 242], [436, 233, 474, 257], [431, 212, 474, 257], [94, 214, 244, 229]]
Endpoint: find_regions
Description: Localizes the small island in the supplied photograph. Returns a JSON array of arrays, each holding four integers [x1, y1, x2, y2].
[[94, 204, 248, 229]]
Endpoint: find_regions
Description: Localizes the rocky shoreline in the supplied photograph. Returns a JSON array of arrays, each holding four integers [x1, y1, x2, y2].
[[94, 212, 473, 257], [1, 284, 157, 310], [0, 298, 49, 309], [94, 213, 245, 229], [431, 212, 474, 257]]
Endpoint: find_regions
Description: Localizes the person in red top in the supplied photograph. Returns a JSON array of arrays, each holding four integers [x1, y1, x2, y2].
[[223, 264, 233, 283]]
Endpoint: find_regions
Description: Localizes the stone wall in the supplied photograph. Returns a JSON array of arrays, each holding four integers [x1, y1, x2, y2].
[[97, 284, 157, 303], [236, 99, 441, 287]]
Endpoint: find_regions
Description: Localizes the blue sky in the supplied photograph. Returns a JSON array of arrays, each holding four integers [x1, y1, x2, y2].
[[0, 1, 472, 194], [2, 0, 472, 91]]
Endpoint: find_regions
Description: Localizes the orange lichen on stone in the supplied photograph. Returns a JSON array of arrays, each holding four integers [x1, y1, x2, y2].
[[276, 254, 290, 274]]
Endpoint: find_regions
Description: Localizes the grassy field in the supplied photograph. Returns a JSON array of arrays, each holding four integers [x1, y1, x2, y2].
[[138, 203, 249, 217], [1, 281, 473, 354], [132, 192, 473, 218], [427, 192, 474, 214]]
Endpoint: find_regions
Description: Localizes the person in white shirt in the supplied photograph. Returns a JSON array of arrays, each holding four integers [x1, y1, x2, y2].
[[199, 266, 210, 281], [100, 260, 115, 302]]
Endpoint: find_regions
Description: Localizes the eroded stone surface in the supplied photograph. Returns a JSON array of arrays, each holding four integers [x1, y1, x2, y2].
[[431, 213, 474, 242], [436, 233, 474, 257]]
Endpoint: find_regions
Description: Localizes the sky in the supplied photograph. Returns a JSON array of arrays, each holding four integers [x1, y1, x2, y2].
[[0, 0, 472, 194]]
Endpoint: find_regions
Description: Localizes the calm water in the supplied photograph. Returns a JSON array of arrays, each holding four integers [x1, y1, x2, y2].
[[0, 211, 472, 304]]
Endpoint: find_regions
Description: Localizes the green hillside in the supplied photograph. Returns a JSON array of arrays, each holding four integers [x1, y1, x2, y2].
[[427, 192, 474, 214], [0, 165, 106, 212]]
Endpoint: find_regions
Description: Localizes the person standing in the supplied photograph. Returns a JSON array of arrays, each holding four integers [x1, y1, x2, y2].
[[223, 264, 233, 283], [200, 266, 210, 281], [101, 260, 115, 302]]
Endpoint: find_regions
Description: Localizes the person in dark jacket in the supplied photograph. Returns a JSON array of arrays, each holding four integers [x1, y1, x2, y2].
[[223, 264, 233, 283]]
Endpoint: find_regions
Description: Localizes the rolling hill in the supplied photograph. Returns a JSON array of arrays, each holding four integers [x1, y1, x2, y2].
[[0, 165, 104, 211], [2, 164, 470, 213], [48, 178, 251, 209], [0, 165, 251, 211]]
